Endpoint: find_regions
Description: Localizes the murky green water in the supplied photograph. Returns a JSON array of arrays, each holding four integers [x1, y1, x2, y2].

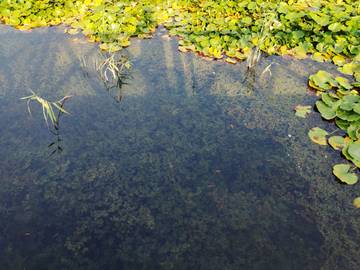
[[0, 25, 359, 270]]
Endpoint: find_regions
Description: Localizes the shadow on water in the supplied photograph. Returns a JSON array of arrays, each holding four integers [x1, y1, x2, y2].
[[0, 25, 359, 270]]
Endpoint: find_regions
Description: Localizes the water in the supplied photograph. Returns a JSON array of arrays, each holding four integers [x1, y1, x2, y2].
[[0, 25, 359, 270]]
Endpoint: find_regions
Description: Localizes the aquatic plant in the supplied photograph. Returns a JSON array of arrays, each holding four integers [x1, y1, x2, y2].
[[2, 29, 360, 270], [3, 0, 360, 269], [306, 63, 360, 191], [21, 88, 71, 126], [0, 0, 359, 64]]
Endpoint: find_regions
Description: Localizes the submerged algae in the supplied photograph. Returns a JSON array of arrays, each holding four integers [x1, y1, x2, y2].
[[0, 24, 360, 270]]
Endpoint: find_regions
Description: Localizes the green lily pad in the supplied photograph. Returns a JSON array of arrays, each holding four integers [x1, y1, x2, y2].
[[332, 99, 343, 111], [332, 56, 346, 67], [242, 16, 252, 25], [336, 77, 353, 89], [316, 101, 336, 119], [294, 105, 311, 118], [328, 22, 342, 32], [312, 52, 327, 62], [347, 124, 360, 140], [309, 70, 333, 90], [340, 63, 355, 75], [337, 88, 358, 96], [348, 143, 360, 161], [342, 139, 355, 161], [308, 127, 328, 145], [322, 93, 338, 107], [339, 95, 360, 111], [328, 136, 345, 150], [8, 17, 20, 26], [337, 109, 353, 120], [347, 113, 360, 122], [23, 2, 32, 9], [308, 80, 323, 91], [353, 103, 360, 114], [336, 119, 350, 130], [333, 164, 358, 184]]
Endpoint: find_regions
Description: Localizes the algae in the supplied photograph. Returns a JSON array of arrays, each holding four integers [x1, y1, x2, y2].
[[0, 24, 359, 270]]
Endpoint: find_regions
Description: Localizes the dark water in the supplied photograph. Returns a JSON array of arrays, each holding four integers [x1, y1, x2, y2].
[[0, 25, 359, 270]]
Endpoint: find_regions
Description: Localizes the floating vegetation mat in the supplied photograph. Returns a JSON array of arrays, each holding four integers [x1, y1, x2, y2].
[[0, 23, 359, 270]]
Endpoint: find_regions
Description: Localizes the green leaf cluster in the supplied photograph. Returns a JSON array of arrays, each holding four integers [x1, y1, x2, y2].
[[308, 55, 360, 190], [2, 0, 360, 58]]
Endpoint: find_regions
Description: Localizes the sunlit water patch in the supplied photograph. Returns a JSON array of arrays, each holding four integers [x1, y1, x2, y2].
[[0, 25, 359, 270]]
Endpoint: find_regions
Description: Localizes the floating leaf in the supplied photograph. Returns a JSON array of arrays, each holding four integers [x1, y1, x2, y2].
[[336, 119, 350, 130], [23, 2, 32, 9], [328, 136, 345, 150], [347, 113, 360, 122], [316, 101, 336, 119], [242, 16, 252, 25], [333, 164, 358, 185], [342, 137, 355, 161], [68, 29, 79, 35], [226, 58, 237, 64], [322, 93, 337, 107], [332, 56, 346, 67], [341, 63, 355, 75], [339, 95, 360, 111], [337, 109, 353, 120], [295, 105, 311, 118], [309, 70, 333, 90], [336, 77, 353, 89], [308, 127, 328, 145], [178, 46, 188, 53], [7, 17, 20, 26], [328, 23, 342, 32], [312, 52, 326, 62], [348, 143, 360, 162], [331, 99, 343, 111]]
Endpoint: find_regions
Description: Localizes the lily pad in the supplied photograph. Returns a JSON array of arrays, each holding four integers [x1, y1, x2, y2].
[[322, 93, 337, 107], [328, 136, 345, 150], [312, 52, 327, 62], [316, 101, 336, 119], [294, 105, 311, 118], [226, 58, 237, 64], [309, 70, 333, 90], [340, 63, 355, 75], [348, 143, 360, 162], [332, 56, 346, 67], [68, 29, 79, 35], [7, 17, 20, 26], [339, 95, 360, 111], [347, 124, 360, 140], [336, 77, 353, 89], [333, 164, 358, 185], [336, 119, 350, 130], [308, 127, 328, 145], [328, 23, 342, 32]]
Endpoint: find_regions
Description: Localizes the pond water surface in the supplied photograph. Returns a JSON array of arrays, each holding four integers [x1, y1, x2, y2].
[[0, 25, 360, 270]]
